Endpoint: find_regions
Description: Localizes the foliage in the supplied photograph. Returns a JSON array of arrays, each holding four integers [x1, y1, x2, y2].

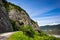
[[40, 24, 60, 35], [20, 25, 35, 37], [8, 2, 23, 11], [3, 1, 60, 40], [10, 19, 20, 31], [8, 26, 60, 40], [3, 0, 10, 12], [40, 24, 60, 30], [3, 0, 25, 12], [8, 20, 60, 40], [8, 31, 33, 40], [8, 31, 60, 40]]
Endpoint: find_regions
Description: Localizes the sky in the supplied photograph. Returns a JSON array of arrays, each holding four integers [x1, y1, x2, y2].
[[7, 0, 60, 26]]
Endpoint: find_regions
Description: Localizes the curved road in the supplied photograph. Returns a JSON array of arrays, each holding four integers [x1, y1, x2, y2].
[[0, 32, 15, 40]]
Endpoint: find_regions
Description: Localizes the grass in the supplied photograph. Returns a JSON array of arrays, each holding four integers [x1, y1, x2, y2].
[[8, 31, 60, 40], [3, 0, 60, 40], [8, 31, 32, 40], [8, 25, 60, 40]]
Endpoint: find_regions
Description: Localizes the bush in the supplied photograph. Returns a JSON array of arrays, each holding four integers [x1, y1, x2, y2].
[[8, 31, 33, 40], [8, 31, 60, 40], [10, 19, 20, 31], [20, 25, 35, 37]]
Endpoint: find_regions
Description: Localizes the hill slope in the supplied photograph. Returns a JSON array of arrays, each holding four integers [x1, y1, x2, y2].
[[0, 0, 13, 33], [40, 24, 60, 35], [0, 0, 39, 33], [40, 24, 60, 30]]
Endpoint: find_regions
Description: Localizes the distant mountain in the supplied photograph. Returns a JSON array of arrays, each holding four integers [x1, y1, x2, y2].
[[40, 24, 60, 31], [40, 24, 60, 35]]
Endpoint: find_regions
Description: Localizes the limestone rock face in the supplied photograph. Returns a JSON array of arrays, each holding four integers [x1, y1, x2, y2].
[[0, 0, 39, 33], [8, 3, 39, 30], [0, 0, 13, 33]]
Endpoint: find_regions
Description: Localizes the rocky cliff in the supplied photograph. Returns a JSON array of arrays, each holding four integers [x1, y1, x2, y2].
[[0, 0, 39, 33], [0, 0, 13, 33]]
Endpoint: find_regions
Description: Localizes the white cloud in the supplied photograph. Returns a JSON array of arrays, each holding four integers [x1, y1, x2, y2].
[[28, 6, 58, 18], [7, 0, 60, 26], [33, 16, 60, 26]]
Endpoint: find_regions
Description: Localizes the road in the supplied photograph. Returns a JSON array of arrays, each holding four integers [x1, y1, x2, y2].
[[52, 35, 60, 38], [0, 32, 15, 40]]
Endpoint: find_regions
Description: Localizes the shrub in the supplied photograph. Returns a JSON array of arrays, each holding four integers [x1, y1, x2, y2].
[[20, 25, 35, 37], [8, 30, 60, 40], [8, 31, 33, 40], [10, 19, 20, 31]]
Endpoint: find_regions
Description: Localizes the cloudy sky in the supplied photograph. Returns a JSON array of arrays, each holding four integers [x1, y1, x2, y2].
[[7, 0, 60, 26]]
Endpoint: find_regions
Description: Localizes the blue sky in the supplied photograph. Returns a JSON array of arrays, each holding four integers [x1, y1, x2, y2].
[[7, 0, 60, 26]]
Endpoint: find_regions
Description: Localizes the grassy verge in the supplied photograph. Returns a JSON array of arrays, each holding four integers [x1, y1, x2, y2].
[[8, 31, 60, 40]]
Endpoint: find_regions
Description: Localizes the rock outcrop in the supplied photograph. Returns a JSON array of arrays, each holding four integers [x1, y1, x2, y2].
[[0, 0, 39, 33], [7, 2, 39, 31], [0, 0, 13, 33]]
